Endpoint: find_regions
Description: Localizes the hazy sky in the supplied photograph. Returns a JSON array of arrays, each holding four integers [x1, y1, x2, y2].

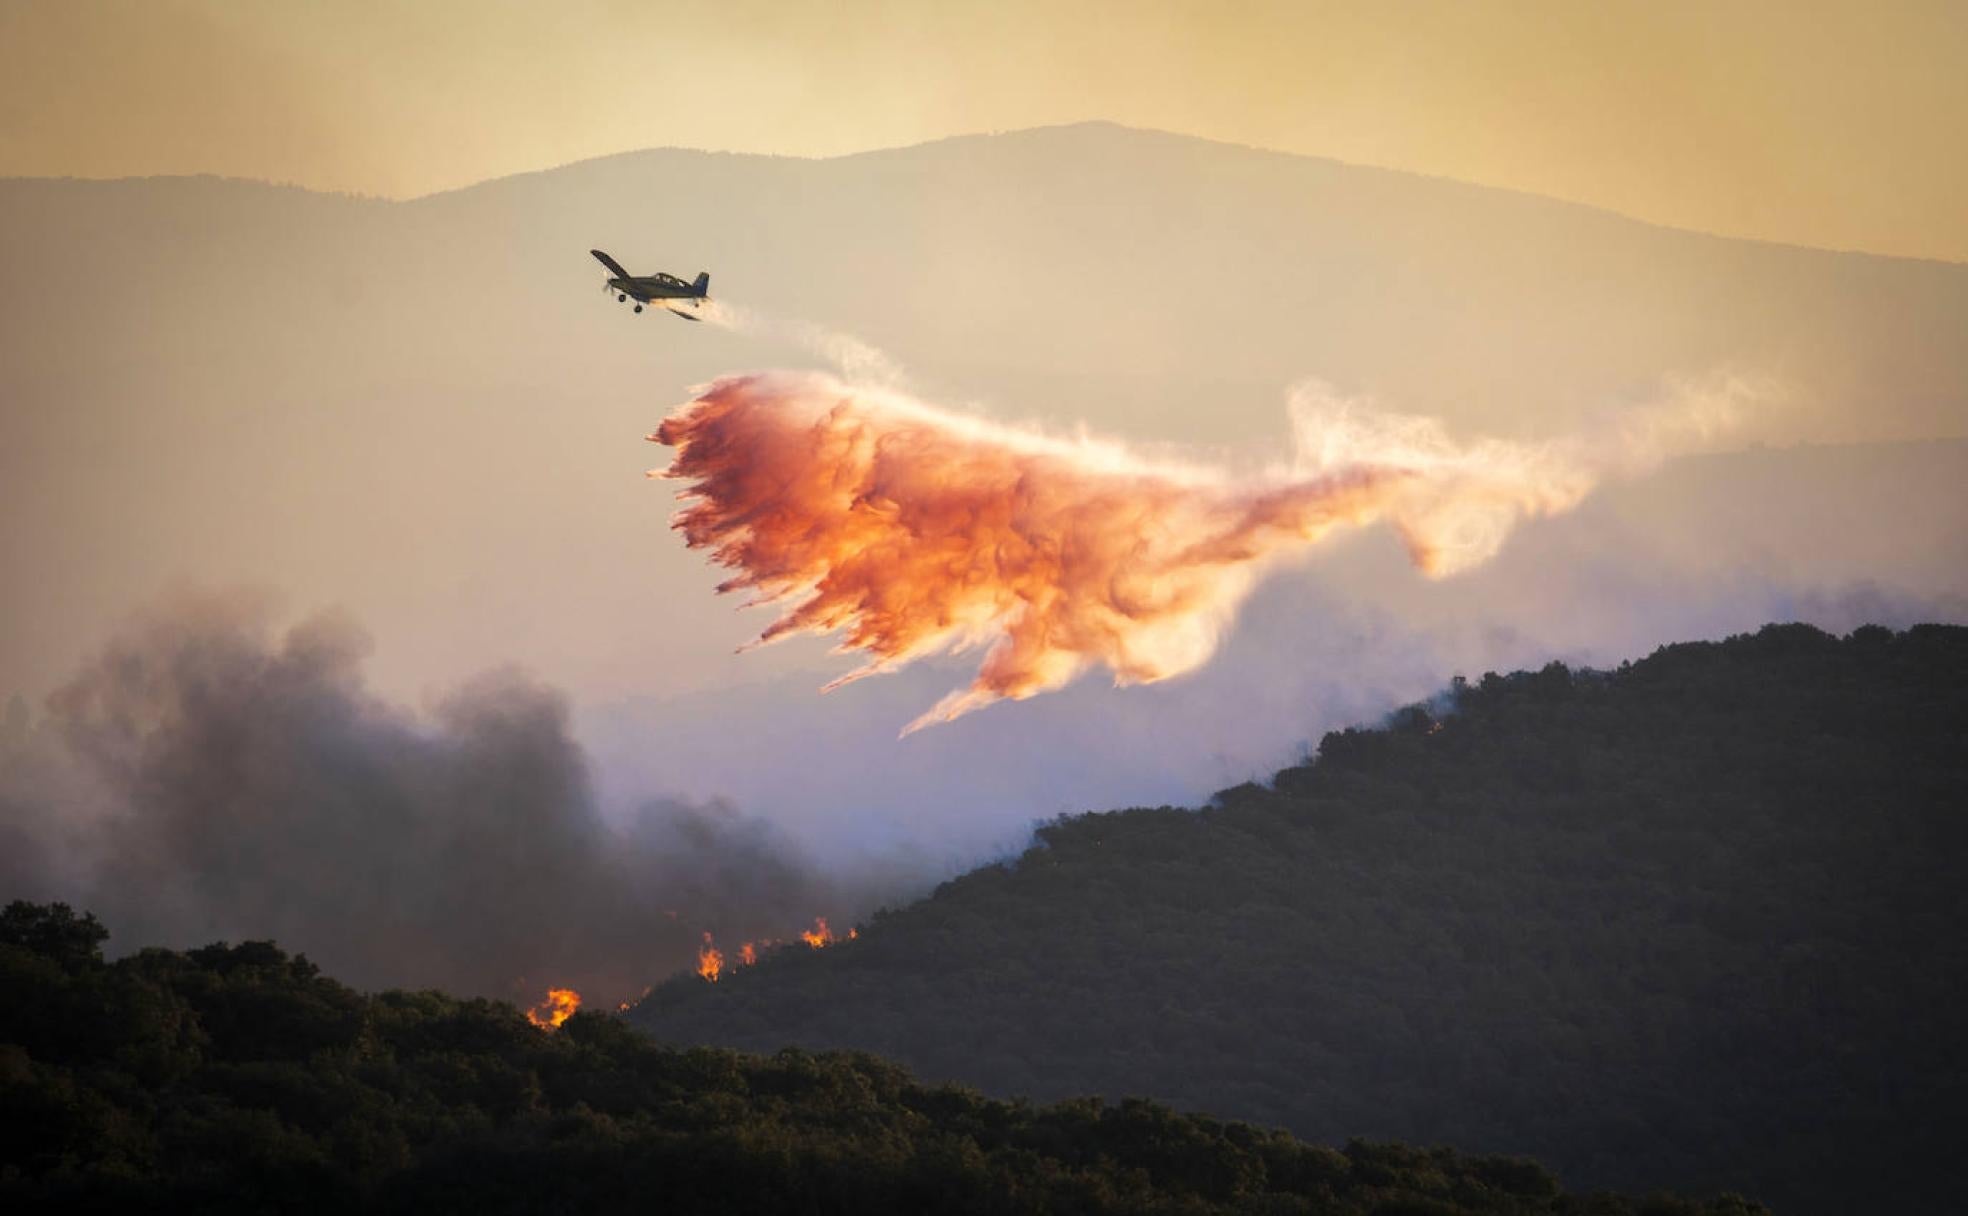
[[2, 0, 1964, 261]]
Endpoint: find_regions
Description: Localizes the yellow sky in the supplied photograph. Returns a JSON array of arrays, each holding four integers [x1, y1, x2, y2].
[[2, 0, 1964, 261]]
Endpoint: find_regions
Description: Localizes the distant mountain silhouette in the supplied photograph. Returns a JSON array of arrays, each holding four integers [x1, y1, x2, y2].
[[629, 623, 1968, 1215], [2, 123, 1964, 851]]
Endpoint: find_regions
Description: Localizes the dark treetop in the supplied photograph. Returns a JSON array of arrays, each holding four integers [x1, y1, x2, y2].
[[0, 902, 1759, 1215]]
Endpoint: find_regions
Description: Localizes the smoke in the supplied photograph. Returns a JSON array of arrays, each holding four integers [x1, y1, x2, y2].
[[0, 594, 921, 1005], [649, 370, 1767, 733]]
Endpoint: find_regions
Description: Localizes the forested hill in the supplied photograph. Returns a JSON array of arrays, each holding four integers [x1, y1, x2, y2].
[[631, 624, 1968, 1215], [0, 905, 1761, 1215]]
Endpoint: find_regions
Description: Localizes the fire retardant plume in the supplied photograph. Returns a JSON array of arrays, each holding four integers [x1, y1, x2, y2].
[[0, 595, 915, 1007], [652, 371, 1764, 733], [697, 299, 908, 389]]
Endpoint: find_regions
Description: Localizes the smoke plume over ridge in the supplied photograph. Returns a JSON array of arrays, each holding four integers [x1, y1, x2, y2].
[[0, 595, 914, 1005], [651, 370, 1763, 732]]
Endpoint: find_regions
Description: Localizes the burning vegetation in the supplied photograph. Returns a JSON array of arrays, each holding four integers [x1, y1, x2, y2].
[[801, 916, 857, 948], [524, 987, 581, 1030], [695, 917, 856, 982], [696, 932, 724, 983]]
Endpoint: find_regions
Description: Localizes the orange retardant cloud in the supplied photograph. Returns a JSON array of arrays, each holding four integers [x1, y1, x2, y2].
[[650, 371, 1749, 732]]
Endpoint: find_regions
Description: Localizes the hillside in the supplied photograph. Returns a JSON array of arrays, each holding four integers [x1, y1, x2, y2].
[[0, 904, 1761, 1215], [630, 624, 1968, 1214]]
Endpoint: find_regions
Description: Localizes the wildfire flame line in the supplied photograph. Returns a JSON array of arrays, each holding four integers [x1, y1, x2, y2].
[[696, 918, 855, 983], [652, 371, 1760, 732]]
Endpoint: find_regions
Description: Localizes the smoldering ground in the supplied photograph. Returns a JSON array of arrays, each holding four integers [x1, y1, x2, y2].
[[0, 594, 922, 1006]]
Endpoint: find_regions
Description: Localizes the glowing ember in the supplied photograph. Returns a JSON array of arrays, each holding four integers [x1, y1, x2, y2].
[[525, 987, 581, 1029], [651, 372, 1753, 732]]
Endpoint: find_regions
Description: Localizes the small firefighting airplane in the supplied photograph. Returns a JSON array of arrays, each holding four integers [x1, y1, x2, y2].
[[590, 249, 710, 320]]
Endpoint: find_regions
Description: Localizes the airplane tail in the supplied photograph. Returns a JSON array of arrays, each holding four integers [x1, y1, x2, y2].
[[692, 271, 710, 296], [590, 249, 632, 279]]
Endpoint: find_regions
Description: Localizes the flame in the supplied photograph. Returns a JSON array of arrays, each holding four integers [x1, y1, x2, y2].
[[696, 932, 724, 983], [799, 916, 836, 949], [694, 918, 856, 982], [525, 987, 581, 1029], [697, 932, 758, 982], [651, 371, 1759, 731]]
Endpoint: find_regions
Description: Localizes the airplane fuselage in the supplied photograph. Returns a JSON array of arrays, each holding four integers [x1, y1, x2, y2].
[[611, 278, 704, 319], [592, 250, 709, 320]]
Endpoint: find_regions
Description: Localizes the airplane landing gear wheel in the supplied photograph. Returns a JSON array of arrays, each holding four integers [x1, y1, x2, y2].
[[618, 294, 627, 302], [633, 304, 643, 313]]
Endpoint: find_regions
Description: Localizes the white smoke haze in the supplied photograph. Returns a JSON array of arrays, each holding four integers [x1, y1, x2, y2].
[[1284, 371, 1773, 575], [582, 414, 1968, 869]]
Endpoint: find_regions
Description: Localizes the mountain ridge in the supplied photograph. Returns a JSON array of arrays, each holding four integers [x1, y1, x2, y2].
[[13, 120, 1964, 268], [628, 622, 1968, 1215]]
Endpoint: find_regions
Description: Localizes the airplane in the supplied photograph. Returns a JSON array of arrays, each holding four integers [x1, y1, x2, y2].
[[591, 249, 709, 320]]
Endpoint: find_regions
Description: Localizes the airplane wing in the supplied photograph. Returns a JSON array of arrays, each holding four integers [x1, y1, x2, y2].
[[590, 249, 633, 279]]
